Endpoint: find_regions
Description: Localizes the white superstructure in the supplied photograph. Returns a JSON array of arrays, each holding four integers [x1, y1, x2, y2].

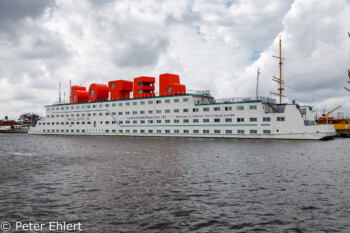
[[29, 93, 336, 140]]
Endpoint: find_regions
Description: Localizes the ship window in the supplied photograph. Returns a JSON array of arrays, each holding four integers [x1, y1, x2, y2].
[[47, 122, 50, 125], [43, 123, 46, 125], [119, 121, 123, 124], [183, 119, 189, 123], [184, 130, 189, 134], [39, 123, 41, 125], [100, 121, 103, 124], [157, 120, 161, 123], [87, 105, 91, 108], [165, 130, 170, 133], [148, 120, 153, 124], [174, 109, 179, 113], [156, 100, 161, 104], [82, 106, 85, 109], [82, 130, 85, 133], [193, 108, 199, 112], [76, 130, 80, 133], [250, 105, 257, 110], [174, 129, 180, 133], [133, 120, 137, 124], [93, 105, 96, 108], [226, 130, 232, 134], [277, 117, 285, 121], [193, 130, 199, 134], [165, 120, 170, 123], [156, 110, 161, 114], [214, 130, 220, 134], [112, 112, 116, 115], [61, 107, 64, 110], [105, 121, 109, 124], [214, 107, 220, 111], [105, 112, 109, 116], [225, 106, 232, 111], [66, 107, 69, 110], [105, 104, 109, 107], [148, 110, 153, 114], [225, 118, 232, 122], [237, 106, 244, 110], [112, 121, 116, 124], [263, 117, 271, 122], [76, 106, 80, 109], [193, 119, 199, 123], [140, 111, 145, 114], [76, 122, 80, 125], [183, 109, 189, 112], [263, 130, 271, 134], [119, 103, 123, 106], [82, 122, 85, 125], [56, 115, 59, 117], [141, 130, 145, 133], [66, 122, 69, 125], [250, 118, 257, 122], [119, 112, 123, 115], [203, 130, 210, 134], [99, 113, 103, 116], [112, 103, 116, 107], [66, 129, 69, 132], [203, 107, 209, 111], [149, 130, 153, 133], [203, 119, 209, 123], [82, 114, 85, 117], [93, 113, 97, 116], [126, 102, 130, 106], [141, 101, 145, 105], [106, 130, 109, 133], [61, 130, 64, 132], [250, 130, 257, 134], [237, 118, 244, 122], [126, 129, 130, 133], [174, 119, 180, 123], [165, 109, 170, 113], [133, 102, 137, 105], [76, 114, 80, 117], [238, 130, 244, 134], [133, 111, 137, 115], [174, 99, 179, 103], [71, 130, 74, 132], [133, 130, 137, 133], [165, 99, 170, 103], [126, 111, 130, 115], [87, 121, 91, 124], [157, 130, 161, 133], [183, 98, 189, 102], [148, 101, 153, 104], [214, 118, 220, 122], [140, 120, 145, 123]]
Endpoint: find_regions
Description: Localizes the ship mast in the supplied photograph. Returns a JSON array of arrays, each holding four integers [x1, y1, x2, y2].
[[345, 32, 350, 92], [270, 37, 285, 104], [256, 67, 260, 100]]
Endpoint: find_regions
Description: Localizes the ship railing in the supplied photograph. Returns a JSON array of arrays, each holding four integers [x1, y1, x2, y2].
[[215, 96, 276, 104], [52, 90, 213, 105]]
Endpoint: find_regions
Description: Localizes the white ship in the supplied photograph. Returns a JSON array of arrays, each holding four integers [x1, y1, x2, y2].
[[29, 72, 336, 140]]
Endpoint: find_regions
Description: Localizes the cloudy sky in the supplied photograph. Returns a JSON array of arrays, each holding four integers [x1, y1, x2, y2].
[[0, 0, 349, 119]]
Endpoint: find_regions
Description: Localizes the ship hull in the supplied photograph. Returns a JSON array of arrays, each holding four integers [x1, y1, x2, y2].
[[29, 95, 336, 140]]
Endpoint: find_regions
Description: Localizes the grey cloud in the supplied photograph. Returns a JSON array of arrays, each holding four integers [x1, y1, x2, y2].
[[0, 0, 55, 21], [114, 37, 169, 68], [87, 0, 116, 7]]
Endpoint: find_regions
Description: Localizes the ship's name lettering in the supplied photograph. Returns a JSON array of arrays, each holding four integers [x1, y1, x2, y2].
[[67, 117, 89, 121]]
